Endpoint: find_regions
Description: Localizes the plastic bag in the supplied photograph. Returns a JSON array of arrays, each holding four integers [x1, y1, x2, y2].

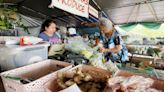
[[65, 38, 94, 59], [89, 52, 120, 72], [65, 38, 91, 53], [121, 76, 154, 91], [90, 53, 107, 70], [104, 60, 119, 74], [106, 76, 159, 92], [65, 40, 86, 54]]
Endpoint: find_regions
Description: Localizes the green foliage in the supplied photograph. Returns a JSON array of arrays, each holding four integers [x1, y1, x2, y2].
[[147, 47, 161, 57], [0, 0, 3, 3], [0, 7, 30, 34], [15, 16, 30, 34], [147, 47, 154, 56], [0, 15, 13, 29], [0, 7, 16, 30], [153, 48, 161, 57]]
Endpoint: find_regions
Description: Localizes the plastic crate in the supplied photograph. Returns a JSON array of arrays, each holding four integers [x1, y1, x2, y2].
[[0, 43, 50, 71], [1, 59, 73, 92], [45, 64, 112, 92], [114, 70, 164, 91]]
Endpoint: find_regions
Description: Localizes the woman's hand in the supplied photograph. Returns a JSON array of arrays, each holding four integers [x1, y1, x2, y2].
[[81, 21, 89, 26], [81, 21, 98, 27], [99, 47, 109, 53]]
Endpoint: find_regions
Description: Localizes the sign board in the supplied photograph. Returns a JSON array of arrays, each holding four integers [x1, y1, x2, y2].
[[49, 0, 89, 18], [89, 5, 98, 18]]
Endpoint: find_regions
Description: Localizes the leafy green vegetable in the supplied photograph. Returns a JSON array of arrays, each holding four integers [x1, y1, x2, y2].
[[147, 47, 161, 57]]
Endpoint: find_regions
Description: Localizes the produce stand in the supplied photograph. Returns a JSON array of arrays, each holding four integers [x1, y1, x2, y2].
[[0, 0, 164, 92]]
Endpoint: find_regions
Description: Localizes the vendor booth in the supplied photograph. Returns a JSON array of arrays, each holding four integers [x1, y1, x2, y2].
[[0, 0, 164, 92]]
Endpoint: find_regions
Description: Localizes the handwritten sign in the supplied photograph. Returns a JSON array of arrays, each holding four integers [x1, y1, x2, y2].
[[49, 0, 89, 18]]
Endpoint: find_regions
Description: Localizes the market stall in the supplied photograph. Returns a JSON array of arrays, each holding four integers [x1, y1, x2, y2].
[[0, 0, 164, 92]]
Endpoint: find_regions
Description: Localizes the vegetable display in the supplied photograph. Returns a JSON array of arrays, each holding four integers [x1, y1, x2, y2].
[[56, 68, 110, 92]]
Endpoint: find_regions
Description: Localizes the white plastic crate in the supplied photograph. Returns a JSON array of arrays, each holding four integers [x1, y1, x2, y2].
[[1, 59, 73, 92], [0, 43, 50, 71], [45, 64, 112, 92]]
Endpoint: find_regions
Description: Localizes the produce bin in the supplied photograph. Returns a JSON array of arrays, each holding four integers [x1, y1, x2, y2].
[[45, 64, 112, 92], [0, 43, 50, 71], [1, 59, 73, 92]]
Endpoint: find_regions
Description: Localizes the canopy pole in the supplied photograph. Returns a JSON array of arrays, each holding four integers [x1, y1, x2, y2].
[[126, 4, 137, 23], [134, 4, 141, 23], [145, 0, 159, 21]]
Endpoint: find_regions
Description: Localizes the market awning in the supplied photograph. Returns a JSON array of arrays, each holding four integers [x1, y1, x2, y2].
[[93, 0, 164, 24], [116, 23, 164, 38], [2, 0, 100, 27], [119, 22, 161, 31]]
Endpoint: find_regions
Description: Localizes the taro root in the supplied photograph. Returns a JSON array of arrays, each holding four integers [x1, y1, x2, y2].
[[56, 68, 110, 92], [73, 75, 83, 84], [83, 73, 92, 82], [65, 79, 75, 86], [57, 79, 67, 89]]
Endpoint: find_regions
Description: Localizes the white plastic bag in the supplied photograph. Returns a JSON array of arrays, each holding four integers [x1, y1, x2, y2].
[[104, 60, 119, 74], [106, 75, 157, 92]]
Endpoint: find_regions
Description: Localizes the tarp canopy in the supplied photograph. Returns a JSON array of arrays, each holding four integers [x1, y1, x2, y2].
[[116, 23, 164, 38], [18, 14, 42, 27], [3, 0, 163, 25], [2, 0, 99, 27], [93, 0, 164, 24], [119, 22, 161, 31], [2, 0, 164, 26]]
